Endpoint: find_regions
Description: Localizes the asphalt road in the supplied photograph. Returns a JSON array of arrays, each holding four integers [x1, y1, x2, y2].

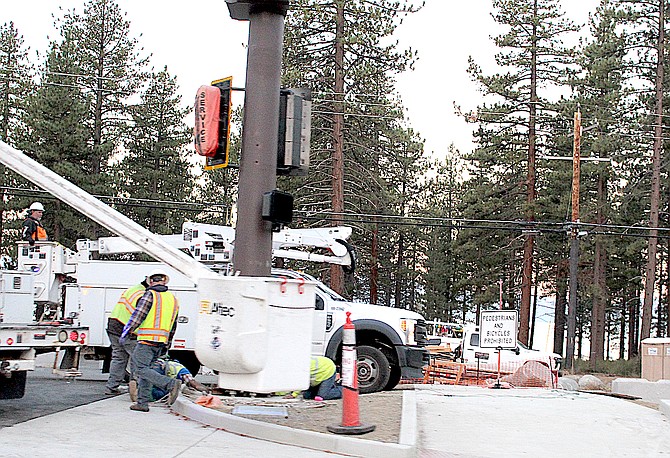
[[0, 354, 111, 428]]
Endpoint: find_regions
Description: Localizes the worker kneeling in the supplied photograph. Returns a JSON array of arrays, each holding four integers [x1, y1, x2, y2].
[[289, 356, 342, 400], [148, 358, 210, 401]]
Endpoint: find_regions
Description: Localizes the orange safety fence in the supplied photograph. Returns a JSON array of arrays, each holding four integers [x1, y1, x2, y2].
[[401, 352, 558, 389]]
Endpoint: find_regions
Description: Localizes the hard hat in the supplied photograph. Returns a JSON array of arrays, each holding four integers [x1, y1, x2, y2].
[[29, 202, 45, 212], [148, 268, 169, 283]]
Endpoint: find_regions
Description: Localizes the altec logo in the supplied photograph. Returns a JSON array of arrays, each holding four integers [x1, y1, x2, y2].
[[6, 338, 13, 345]]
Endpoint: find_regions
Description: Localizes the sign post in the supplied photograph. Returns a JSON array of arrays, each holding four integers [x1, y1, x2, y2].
[[479, 310, 518, 388]]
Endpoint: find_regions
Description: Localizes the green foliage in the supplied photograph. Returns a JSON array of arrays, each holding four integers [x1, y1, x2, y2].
[[116, 67, 193, 235], [18, 36, 93, 248], [574, 355, 641, 377]]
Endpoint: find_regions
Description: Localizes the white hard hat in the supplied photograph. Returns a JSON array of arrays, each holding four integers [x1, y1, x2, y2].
[[148, 268, 169, 283], [29, 202, 45, 212]]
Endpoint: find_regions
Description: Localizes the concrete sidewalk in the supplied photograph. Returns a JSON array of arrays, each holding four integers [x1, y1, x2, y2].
[[1, 382, 669, 457], [0, 395, 348, 457], [415, 385, 670, 458]]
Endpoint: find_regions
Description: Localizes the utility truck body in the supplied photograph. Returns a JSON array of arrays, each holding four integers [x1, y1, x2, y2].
[[0, 140, 428, 394], [1, 251, 88, 400]]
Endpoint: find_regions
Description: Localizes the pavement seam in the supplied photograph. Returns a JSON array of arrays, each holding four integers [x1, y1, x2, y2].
[[172, 427, 219, 457]]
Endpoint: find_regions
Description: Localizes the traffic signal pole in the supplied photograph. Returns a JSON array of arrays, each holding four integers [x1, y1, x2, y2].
[[227, 1, 288, 276]]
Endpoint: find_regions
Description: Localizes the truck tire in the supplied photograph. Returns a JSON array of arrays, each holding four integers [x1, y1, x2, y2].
[[385, 365, 401, 390], [0, 370, 28, 400], [357, 346, 390, 394]]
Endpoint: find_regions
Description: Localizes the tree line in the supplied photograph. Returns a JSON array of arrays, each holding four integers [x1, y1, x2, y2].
[[2, 0, 669, 369]]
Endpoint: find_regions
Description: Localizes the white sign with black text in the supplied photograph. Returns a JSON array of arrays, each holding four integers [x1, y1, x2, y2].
[[479, 310, 518, 349]]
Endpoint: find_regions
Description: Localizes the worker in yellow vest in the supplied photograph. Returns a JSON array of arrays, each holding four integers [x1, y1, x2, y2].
[[104, 278, 148, 395], [285, 356, 342, 400], [120, 269, 181, 412]]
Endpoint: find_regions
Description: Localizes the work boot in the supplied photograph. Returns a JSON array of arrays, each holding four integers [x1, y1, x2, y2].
[[166, 380, 182, 406], [104, 387, 122, 395], [129, 380, 138, 402], [129, 403, 149, 412]]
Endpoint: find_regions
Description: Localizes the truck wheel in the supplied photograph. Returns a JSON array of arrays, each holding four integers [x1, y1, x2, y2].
[[0, 370, 28, 400], [385, 365, 401, 390], [357, 346, 390, 394]]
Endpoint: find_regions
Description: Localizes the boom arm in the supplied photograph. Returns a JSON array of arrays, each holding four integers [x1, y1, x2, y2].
[[76, 222, 355, 268], [0, 141, 217, 283]]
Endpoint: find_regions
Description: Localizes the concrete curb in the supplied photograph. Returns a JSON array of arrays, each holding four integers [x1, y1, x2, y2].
[[172, 391, 417, 458], [660, 400, 670, 419]]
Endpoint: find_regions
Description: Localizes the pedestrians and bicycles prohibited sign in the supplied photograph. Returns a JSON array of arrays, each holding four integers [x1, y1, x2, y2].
[[479, 310, 518, 349]]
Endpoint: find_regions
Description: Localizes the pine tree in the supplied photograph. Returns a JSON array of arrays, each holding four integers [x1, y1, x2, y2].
[[116, 67, 193, 235], [56, 0, 148, 199], [0, 21, 33, 257], [465, 0, 579, 343], [280, 0, 422, 297], [574, 0, 628, 368], [19, 35, 92, 248], [422, 146, 464, 322]]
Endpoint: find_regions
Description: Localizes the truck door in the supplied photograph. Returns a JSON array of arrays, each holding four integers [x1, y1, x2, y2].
[[464, 332, 492, 364], [311, 292, 328, 355]]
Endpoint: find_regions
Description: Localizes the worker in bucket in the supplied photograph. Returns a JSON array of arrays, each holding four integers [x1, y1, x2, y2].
[[285, 356, 342, 400], [147, 358, 210, 401], [21, 202, 47, 245], [120, 269, 181, 412], [104, 277, 149, 396]]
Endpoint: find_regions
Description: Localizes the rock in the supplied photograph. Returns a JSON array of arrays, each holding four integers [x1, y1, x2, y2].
[[563, 374, 580, 382], [557, 377, 579, 391], [578, 374, 606, 391]]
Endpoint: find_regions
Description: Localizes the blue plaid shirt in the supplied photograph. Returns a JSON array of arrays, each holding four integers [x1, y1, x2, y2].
[[121, 285, 177, 345]]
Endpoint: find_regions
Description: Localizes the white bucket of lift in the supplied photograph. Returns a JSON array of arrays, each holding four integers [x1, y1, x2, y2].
[[195, 275, 314, 393]]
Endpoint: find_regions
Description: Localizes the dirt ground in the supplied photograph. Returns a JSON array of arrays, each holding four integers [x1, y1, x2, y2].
[[182, 373, 659, 443], [183, 387, 403, 443]]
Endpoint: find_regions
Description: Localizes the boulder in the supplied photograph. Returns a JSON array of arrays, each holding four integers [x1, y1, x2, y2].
[[558, 377, 579, 391], [578, 374, 606, 391]]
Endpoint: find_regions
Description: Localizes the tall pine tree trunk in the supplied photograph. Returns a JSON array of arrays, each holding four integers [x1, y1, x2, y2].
[[330, 0, 345, 294], [641, 0, 664, 342], [590, 172, 608, 368], [619, 291, 626, 359], [628, 285, 640, 357], [519, 0, 539, 346], [370, 224, 379, 304]]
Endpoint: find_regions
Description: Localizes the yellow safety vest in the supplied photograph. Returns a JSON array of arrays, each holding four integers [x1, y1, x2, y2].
[[310, 356, 336, 386], [110, 284, 146, 325], [136, 290, 179, 344]]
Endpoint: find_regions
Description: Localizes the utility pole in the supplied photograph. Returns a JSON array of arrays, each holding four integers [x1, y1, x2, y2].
[[227, 0, 289, 276], [565, 109, 581, 371]]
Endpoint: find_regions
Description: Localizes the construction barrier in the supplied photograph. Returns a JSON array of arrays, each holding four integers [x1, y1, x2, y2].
[[402, 352, 558, 389], [327, 312, 375, 435]]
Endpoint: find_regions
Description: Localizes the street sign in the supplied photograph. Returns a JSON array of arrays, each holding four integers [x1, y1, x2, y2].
[[479, 310, 518, 349]]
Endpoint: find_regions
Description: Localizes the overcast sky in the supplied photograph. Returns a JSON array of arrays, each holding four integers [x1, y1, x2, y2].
[[4, 0, 600, 159]]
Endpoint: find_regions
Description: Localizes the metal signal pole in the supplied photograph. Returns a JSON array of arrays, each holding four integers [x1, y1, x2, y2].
[[226, 0, 289, 276]]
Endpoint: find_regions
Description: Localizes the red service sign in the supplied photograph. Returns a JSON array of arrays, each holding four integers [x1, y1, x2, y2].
[[194, 85, 221, 157]]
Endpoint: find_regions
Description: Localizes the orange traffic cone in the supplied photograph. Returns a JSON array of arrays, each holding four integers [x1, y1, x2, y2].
[[327, 312, 375, 435]]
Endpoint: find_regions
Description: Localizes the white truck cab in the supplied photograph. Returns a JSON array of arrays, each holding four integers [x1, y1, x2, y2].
[[458, 325, 562, 375], [275, 269, 429, 393]]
